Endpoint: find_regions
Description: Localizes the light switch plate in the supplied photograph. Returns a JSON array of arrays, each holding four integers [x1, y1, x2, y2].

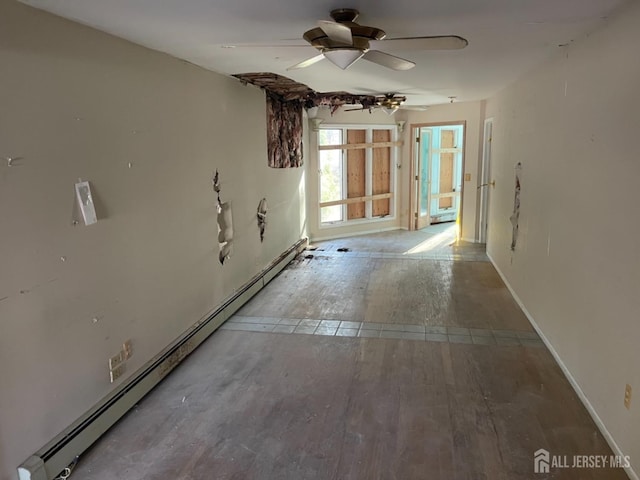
[[108, 351, 124, 370], [75, 181, 98, 225]]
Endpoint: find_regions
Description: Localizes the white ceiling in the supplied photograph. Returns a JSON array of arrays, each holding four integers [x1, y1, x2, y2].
[[20, 0, 627, 106]]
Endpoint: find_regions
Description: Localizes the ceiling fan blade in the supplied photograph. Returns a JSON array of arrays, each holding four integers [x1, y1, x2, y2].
[[317, 20, 353, 46], [372, 35, 468, 51], [401, 105, 429, 111], [287, 54, 325, 70], [219, 40, 310, 48], [362, 50, 415, 71], [342, 103, 373, 112]]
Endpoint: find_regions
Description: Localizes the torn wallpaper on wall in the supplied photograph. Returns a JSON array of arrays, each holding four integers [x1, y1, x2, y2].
[[213, 170, 234, 264], [510, 162, 522, 251], [257, 198, 267, 242]]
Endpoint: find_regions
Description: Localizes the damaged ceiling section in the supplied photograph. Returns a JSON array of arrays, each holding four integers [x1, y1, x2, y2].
[[233, 72, 383, 114]]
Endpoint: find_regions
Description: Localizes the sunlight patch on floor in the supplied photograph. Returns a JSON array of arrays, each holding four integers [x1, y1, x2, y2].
[[404, 224, 458, 255]]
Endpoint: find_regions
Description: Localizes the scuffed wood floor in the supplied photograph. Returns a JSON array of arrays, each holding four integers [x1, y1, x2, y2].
[[73, 228, 628, 479]]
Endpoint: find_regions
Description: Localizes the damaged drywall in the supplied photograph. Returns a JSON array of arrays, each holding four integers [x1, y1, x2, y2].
[[257, 198, 267, 242], [234, 72, 397, 169], [510, 162, 522, 251], [213, 170, 233, 264], [232, 72, 381, 113], [266, 92, 304, 168]]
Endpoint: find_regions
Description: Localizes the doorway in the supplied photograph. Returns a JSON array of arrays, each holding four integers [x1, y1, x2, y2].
[[412, 123, 465, 230]]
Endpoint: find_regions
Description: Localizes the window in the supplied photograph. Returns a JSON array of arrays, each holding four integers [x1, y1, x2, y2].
[[319, 130, 343, 223], [318, 126, 397, 226]]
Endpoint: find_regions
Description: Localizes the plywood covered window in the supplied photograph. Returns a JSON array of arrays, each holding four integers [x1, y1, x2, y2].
[[318, 126, 398, 226]]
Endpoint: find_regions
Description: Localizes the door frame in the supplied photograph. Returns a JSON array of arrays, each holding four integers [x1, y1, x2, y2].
[[478, 117, 493, 243], [415, 127, 433, 230], [409, 121, 467, 231]]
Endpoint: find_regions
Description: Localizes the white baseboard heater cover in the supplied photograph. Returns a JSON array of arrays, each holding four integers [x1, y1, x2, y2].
[[18, 238, 308, 480]]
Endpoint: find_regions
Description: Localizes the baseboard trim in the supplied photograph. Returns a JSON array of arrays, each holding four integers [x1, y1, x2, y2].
[[18, 237, 308, 480], [487, 252, 637, 480]]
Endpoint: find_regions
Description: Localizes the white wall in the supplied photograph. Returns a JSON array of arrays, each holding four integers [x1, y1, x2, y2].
[[485, 0, 640, 475], [0, 2, 305, 479]]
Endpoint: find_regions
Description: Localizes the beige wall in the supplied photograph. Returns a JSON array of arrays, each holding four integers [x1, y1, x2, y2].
[[485, 0, 640, 476], [306, 102, 484, 242], [0, 2, 305, 479]]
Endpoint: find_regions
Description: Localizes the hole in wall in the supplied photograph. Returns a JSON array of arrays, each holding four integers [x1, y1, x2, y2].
[[213, 170, 234, 264], [257, 198, 268, 242], [217, 202, 234, 264]]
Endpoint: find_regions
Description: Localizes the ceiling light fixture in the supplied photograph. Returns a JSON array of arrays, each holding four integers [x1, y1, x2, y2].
[[382, 106, 399, 115], [323, 49, 364, 70]]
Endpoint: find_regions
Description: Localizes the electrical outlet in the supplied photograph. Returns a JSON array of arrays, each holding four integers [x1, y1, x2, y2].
[[122, 340, 133, 360], [108, 351, 124, 370], [624, 384, 632, 410], [109, 363, 126, 383]]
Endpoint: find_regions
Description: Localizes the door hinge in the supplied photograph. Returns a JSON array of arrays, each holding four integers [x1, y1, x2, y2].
[[415, 137, 420, 143], [414, 212, 419, 218], [415, 175, 418, 181]]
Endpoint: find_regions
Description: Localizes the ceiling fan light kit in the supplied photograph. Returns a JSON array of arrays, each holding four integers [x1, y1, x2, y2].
[[377, 93, 405, 115], [291, 8, 467, 71], [323, 48, 364, 70]]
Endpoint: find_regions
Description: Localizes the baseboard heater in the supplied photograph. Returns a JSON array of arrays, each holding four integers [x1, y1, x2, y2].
[[18, 238, 308, 480]]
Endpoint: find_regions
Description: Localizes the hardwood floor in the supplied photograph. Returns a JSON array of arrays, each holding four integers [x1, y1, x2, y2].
[[72, 228, 628, 479]]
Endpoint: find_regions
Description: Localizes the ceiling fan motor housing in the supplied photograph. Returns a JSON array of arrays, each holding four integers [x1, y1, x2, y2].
[[303, 8, 386, 52]]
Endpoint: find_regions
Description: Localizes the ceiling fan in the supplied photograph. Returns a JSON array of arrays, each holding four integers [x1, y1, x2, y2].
[[288, 8, 468, 71], [344, 93, 429, 114]]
